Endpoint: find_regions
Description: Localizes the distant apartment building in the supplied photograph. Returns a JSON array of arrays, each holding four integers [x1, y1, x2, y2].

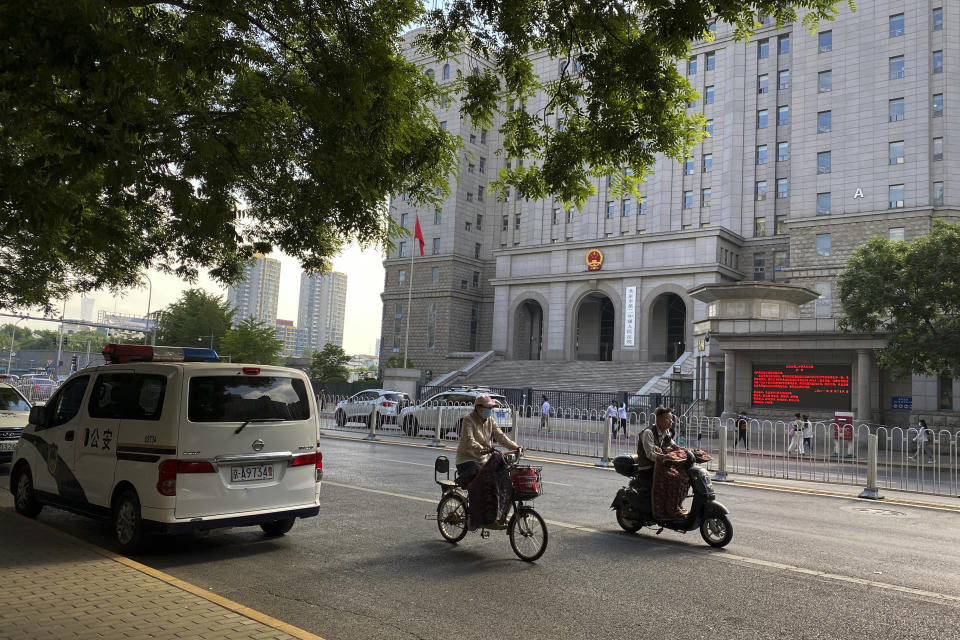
[[275, 319, 298, 358], [297, 271, 347, 355], [226, 253, 281, 327]]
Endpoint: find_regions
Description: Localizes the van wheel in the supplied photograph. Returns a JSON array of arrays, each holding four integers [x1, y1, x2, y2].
[[260, 518, 296, 536], [13, 466, 42, 518], [113, 490, 145, 554], [334, 410, 346, 427]]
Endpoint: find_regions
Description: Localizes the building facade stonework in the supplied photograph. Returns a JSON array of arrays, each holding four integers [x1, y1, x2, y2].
[[381, 4, 959, 426]]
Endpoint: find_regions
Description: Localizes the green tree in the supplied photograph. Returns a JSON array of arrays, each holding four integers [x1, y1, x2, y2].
[[15, 329, 61, 351], [65, 330, 111, 352], [0, 0, 847, 310], [309, 343, 350, 382], [218, 317, 282, 365], [838, 219, 960, 378], [384, 353, 414, 369], [154, 289, 233, 350]]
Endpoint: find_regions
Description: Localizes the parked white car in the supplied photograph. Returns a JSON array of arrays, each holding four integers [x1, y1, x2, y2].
[[400, 388, 514, 438], [0, 383, 32, 464], [334, 389, 411, 428]]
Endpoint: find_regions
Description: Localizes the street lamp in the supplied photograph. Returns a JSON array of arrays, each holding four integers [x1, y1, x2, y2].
[[142, 274, 156, 346], [5, 317, 25, 376], [198, 335, 214, 349]]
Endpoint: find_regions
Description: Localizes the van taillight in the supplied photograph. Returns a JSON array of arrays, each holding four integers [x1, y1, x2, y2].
[[157, 459, 216, 496], [291, 450, 323, 482], [316, 450, 323, 482], [242, 367, 260, 375]]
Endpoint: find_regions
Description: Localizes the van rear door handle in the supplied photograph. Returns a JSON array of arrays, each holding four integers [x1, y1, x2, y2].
[[65, 430, 75, 442]]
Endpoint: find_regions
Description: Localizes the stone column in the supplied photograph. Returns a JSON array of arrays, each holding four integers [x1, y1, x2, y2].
[[857, 349, 872, 424], [723, 349, 737, 417]]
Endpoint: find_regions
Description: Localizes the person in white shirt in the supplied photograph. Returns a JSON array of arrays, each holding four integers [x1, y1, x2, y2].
[[909, 419, 932, 462], [616, 403, 628, 438], [540, 395, 551, 432], [604, 401, 619, 438]]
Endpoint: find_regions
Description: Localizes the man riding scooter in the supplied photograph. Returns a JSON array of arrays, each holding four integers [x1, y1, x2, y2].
[[636, 406, 681, 492]]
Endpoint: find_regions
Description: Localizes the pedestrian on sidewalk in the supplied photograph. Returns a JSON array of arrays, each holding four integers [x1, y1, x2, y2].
[[540, 395, 551, 432], [909, 419, 932, 462], [617, 402, 628, 439], [802, 415, 813, 454], [604, 400, 619, 438], [736, 412, 749, 450], [787, 412, 805, 454]]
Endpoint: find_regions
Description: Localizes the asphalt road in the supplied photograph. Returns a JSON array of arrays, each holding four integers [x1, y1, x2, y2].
[[3, 436, 960, 640]]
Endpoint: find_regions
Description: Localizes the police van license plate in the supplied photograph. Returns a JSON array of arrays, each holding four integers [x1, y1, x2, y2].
[[231, 464, 274, 482]]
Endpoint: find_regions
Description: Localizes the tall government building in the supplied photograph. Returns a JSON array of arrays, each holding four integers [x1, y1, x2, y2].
[[382, 3, 959, 426], [298, 272, 348, 355], [226, 253, 281, 327]]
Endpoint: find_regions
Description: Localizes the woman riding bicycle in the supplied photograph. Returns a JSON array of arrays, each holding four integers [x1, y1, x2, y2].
[[455, 394, 520, 479]]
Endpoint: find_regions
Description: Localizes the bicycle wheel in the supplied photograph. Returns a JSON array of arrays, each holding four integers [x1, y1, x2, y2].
[[437, 494, 468, 543], [508, 507, 548, 562]]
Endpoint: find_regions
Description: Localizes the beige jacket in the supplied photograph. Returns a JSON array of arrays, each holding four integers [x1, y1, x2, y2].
[[455, 410, 519, 464]]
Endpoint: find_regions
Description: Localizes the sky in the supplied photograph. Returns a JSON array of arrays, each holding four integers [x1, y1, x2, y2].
[[5, 242, 386, 356]]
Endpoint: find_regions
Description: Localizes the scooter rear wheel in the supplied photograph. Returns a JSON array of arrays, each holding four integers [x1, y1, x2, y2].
[[437, 494, 468, 543], [700, 514, 733, 548], [615, 505, 642, 533]]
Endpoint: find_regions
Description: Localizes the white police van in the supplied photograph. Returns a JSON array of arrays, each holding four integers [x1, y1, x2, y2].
[[9, 344, 323, 552]]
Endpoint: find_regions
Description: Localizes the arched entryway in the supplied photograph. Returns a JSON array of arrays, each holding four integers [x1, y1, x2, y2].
[[513, 299, 544, 360], [648, 293, 686, 361], [575, 293, 615, 361]]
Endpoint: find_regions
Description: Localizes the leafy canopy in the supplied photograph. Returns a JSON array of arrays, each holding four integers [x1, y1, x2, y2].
[[218, 316, 283, 365], [309, 343, 350, 382], [838, 220, 960, 378], [2, 0, 848, 309], [154, 288, 233, 349]]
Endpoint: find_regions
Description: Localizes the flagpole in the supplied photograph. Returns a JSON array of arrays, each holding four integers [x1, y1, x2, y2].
[[402, 233, 416, 369]]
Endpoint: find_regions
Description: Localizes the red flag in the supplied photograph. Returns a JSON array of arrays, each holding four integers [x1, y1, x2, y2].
[[413, 215, 425, 257]]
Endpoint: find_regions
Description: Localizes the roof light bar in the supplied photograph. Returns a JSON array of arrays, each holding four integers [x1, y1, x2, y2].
[[103, 344, 220, 364]]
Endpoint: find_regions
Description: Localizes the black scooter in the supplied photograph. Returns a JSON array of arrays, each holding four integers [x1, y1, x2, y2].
[[609, 451, 733, 548]]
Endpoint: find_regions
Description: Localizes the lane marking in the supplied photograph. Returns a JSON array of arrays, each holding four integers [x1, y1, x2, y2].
[[0, 509, 326, 640], [373, 458, 435, 468], [325, 480, 960, 605]]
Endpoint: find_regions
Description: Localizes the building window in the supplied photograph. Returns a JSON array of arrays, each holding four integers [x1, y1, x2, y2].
[[442, 64, 450, 80], [756, 180, 767, 201], [622, 199, 631, 217], [817, 192, 831, 215], [398, 269, 406, 284], [480, 128, 487, 144], [757, 109, 768, 129], [426, 303, 436, 352], [889, 141, 905, 165], [933, 93, 944, 117], [706, 52, 716, 70], [477, 185, 484, 202], [425, 69, 435, 80], [889, 56, 905, 79], [514, 215, 521, 230], [933, 7, 943, 31], [683, 191, 694, 209], [700, 154, 712, 173], [474, 243, 482, 259], [440, 120, 447, 130], [687, 57, 697, 75], [394, 303, 403, 337], [933, 51, 943, 74], [551, 208, 560, 225], [779, 34, 791, 55], [465, 221, 472, 231], [816, 233, 831, 257], [465, 191, 473, 202], [398, 241, 407, 257], [889, 227, 904, 242], [774, 249, 789, 278], [478, 157, 485, 173], [758, 74, 769, 94], [778, 69, 790, 90], [566, 209, 574, 223], [889, 98, 905, 121], [755, 218, 766, 237], [702, 188, 712, 208], [889, 13, 905, 38], [432, 238, 440, 255], [817, 151, 832, 174], [469, 132, 476, 144], [817, 110, 832, 133], [708, 21, 716, 35], [461, 279, 467, 290], [934, 181, 944, 206], [775, 215, 788, 235], [754, 255, 766, 280], [431, 266, 440, 283], [433, 208, 442, 225], [758, 39, 770, 59], [705, 86, 715, 105], [777, 141, 789, 162], [476, 214, 483, 231], [501, 215, 509, 231], [777, 105, 789, 126], [818, 70, 832, 93], [815, 282, 832, 318], [933, 137, 944, 161], [684, 157, 694, 175], [640, 198, 647, 215], [776, 178, 789, 199], [939, 375, 953, 410], [400, 212, 408, 228], [472, 271, 480, 288], [889, 184, 905, 208], [818, 31, 832, 53]]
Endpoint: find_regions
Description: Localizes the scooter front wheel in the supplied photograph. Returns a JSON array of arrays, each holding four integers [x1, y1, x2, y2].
[[437, 494, 468, 543], [700, 514, 733, 548], [508, 507, 548, 562], [615, 504, 642, 533]]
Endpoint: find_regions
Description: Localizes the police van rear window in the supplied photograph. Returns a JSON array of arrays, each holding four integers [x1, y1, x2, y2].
[[188, 376, 310, 422]]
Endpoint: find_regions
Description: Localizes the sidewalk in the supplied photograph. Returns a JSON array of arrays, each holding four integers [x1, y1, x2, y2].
[[0, 507, 322, 640]]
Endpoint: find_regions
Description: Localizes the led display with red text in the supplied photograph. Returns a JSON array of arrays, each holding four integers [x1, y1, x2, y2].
[[752, 363, 851, 410]]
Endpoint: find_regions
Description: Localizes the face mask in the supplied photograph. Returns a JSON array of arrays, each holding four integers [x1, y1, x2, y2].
[[481, 409, 493, 418]]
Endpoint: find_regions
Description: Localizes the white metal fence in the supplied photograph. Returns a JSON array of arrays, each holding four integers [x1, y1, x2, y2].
[[318, 394, 960, 498]]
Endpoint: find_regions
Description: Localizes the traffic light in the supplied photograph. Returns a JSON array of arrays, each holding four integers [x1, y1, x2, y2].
[[71, 355, 78, 369]]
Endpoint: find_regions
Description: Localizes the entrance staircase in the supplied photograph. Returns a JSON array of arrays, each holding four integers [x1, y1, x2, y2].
[[459, 358, 676, 393]]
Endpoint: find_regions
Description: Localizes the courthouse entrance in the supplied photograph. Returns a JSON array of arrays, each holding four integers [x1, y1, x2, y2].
[[575, 293, 614, 361]]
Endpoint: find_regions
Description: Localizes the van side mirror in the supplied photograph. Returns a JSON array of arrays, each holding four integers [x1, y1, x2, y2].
[[29, 405, 48, 427]]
